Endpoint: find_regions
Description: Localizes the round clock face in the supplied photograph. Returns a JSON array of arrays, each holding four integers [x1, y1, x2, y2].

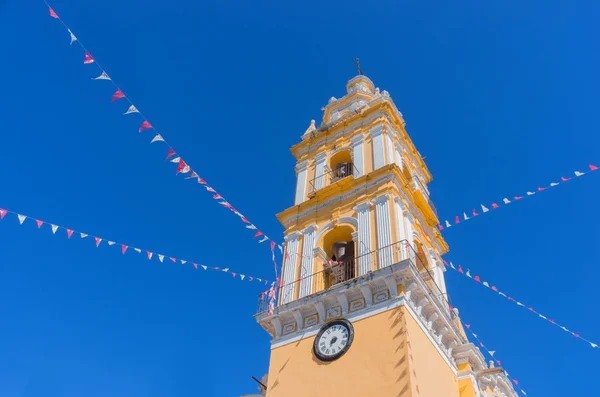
[[313, 319, 354, 362]]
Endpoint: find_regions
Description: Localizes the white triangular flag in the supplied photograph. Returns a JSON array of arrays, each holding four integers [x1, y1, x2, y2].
[[503, 198, 511, 204], [538, 314, 547, 319], [134, 248, 141, 253], [575, 171, 584, 176], [68, 29, 77, 45], [449, 262, 456, 269], [17, 214, 26, 224], [550, 182, 559, 187], [151, 134, 164, 143], [463, 212, 470, 221], [170, 157, 181, 163], [278, 245, 283, 254], [51, 224, 58, 234], [489, 350, 496, 356], [258, 236, 269, 243], [561, 326, 569, 331], [158, 254, 164, 262], [481, 204, 489, 213], [201, 265, 207, 270], [92, 72, 111, 81], [472, 333, 478, 338], [516, 302, 524, 307], [181, 260, 187, 264], [591, 343, 598, 348], [107, 241, 115, 246], [466, 269, 472, 278], [483, 281, 490, 287], [123, 105, 139, 115], [240, 274, 246, 280], [222, 268, 229, 272], [80, 233, 88, 238], [246, 224, 257, 230], [521, 391, 527, 396], [499, 292, 507, 297], [526, 191, 535, 196], [257, 278, 263, 282]]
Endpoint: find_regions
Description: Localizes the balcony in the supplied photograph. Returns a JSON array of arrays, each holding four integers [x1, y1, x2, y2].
[[407, 176, 438, 225], [309, 162, 358, 195], [256, 240, 450, 318]]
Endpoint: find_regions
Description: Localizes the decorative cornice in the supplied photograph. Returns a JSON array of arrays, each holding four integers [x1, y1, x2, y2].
[[350, 133, 364, 146], [369, 124, 384, 138], [284, 231, 301, 242], [371, 193, 391, 205], [314, 151, 328, 162], [302, 224, 319, 234]]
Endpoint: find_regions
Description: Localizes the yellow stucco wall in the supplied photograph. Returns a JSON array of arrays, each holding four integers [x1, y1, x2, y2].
[[266, 306, 458, 397]]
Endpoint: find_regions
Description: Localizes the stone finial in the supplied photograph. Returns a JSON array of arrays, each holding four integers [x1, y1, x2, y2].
[[302, 120, 316, 137], [489, 360, 495, 368], [382, 90, 390, 97], [328, 96, 337, 103]]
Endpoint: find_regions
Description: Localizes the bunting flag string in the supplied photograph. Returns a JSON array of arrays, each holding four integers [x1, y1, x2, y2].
[[462, 320, 528, 396], [437, 164, 598, 231], [0, 204, 272, 286], [444, 260, 598, 349], [44, 2, 283, 254]]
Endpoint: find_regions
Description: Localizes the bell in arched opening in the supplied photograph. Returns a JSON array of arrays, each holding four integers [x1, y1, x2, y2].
[[328, 241, 356, 284]]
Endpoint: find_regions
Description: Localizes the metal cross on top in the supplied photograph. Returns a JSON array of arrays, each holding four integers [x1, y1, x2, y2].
[[353, 58, 363, 75]]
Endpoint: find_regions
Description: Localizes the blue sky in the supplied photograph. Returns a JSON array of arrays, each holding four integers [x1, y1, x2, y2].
[[0, 0, 598, 396]]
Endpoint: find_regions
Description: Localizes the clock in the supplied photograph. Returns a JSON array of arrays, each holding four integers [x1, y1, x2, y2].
[[313, 319, 354, 362]]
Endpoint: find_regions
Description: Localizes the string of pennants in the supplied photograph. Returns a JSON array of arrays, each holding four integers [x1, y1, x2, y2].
[[462, 320, 527, 396], [44, 3, 283, 265], [0, 205, 273, 285], [444, 259, 598, 350], [437, 164, 598, 231]]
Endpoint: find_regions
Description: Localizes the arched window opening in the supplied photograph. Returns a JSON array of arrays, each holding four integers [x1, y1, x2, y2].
[[329, 149, 353, 182], [321, 226, 356, 288]]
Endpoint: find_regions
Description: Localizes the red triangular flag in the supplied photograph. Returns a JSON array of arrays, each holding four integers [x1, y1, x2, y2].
[[514, 196, 523, 200], [0, 209, 6, 219], [474, 275, 481, 282], [270, 241, 276, 251], [66, 229, 74, 239], [83, 52, 95, 64], [464, 324, 471, 329], [472, 209, 479, 216], [496, 360, 502, 366], [254, 231, 263, 238], [458, 265, 464, 273], [240, 217, 250, 224], [170, 257, 176, 263], [49, 7, 59, 19], [213, 194, 223, 200], [561, 176, 571, 182], [455, 216, 460, 224], [491, 203, 499, 209], [589, 164, 598, 171], [443, 259, 448, 265], [122, 245, 128, 254], [479, 342, 484, 347], [176, 159, 187, 173], [437, 224, 444, 230], [138, 120, 153, 132], [491, 286, 498, 292], [197, 178, 206, 184], [193, 263, 198, 269], [549, 319, 555, 324], [528, 307, 535, 312], [165, 148, 176, 160], [36, 220, 43, 228], [537, 187, 546, 191], [232, 272, 236, 278], [95, 237, 102, 247], [512, 380, 519, 386], [111, 89, 126, 103], [147, 251, 153, 259], [573, 333, 580, 338]]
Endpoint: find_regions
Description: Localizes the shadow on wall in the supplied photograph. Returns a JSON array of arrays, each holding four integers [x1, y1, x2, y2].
[[389, 306, 412, 397]]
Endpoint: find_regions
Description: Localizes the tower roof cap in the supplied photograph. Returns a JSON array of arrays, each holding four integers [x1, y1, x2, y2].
[[346, 75, 376, 95]]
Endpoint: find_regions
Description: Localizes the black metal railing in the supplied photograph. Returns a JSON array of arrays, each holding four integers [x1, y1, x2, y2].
[[256, 240, 452, 321], [308, 162, 359, 195], [408, 176, 437, 217]]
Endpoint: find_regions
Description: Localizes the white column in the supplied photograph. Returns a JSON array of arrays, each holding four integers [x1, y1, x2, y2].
[[429, 250, 448, 297], [404, 212, 416, 265], [394, 141, 403, 169], [299, 225, 317, 298], [385, 129, 394, 166], [351, 134, 364, 177], [354, 201, 372, 276], [373, 194, 393, 269], [280, 232, 300, 305], [294, 160, 309, 205], [394, 197, 408, 260], [370, 124, 385, 170], [313, 152, 327, 191]]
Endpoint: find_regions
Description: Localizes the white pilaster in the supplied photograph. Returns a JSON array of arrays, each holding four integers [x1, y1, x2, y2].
[[354, 201, 372, 276], [280, 232, 300, 305], [370, 124, 385, 170], [404, 211, 416, 264], [394, 141, 403, 169], [373, 194, 393, 269], [313, 152, 327, 191], [294, 160, 309, 205], [384, 129, 394, 166], [299, 225, 317, 298], [394, 197, 408, 260], [351, 134, 364, 177]]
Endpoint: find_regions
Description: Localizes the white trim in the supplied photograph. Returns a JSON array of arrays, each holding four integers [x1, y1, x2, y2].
[[371, 124, 385, 170], [299, 225, 317, 298], [294, 160, 309, 205], [314, 216, 358, 243], [313, 152, 328, 191], [351, 134, 365, 177]]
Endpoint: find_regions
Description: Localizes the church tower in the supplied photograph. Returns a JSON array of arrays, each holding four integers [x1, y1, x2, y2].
[[255, 75, 518, 397]]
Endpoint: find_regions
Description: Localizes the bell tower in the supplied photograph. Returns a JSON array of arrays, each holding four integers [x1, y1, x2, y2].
[[255, 75, 518, 397]]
